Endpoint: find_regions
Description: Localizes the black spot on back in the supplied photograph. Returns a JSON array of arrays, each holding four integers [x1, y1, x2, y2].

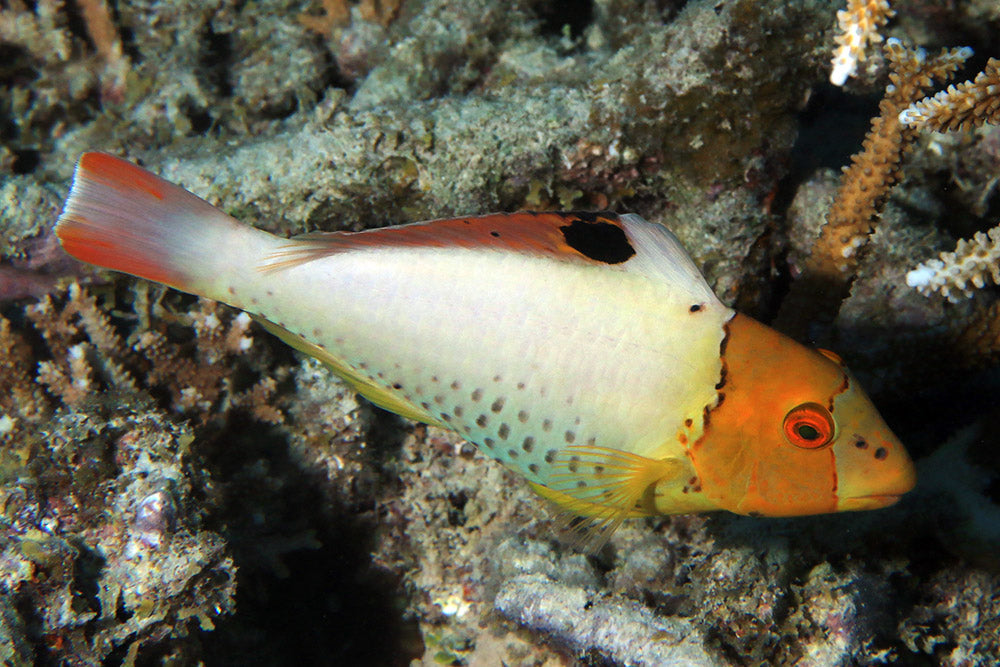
[[559, 216, 635, 264]]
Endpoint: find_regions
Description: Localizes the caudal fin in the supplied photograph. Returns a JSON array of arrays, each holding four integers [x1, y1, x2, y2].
[[55, 152, 260, 297]]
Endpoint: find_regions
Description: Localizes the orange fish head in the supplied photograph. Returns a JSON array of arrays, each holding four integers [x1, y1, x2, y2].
[[689, 314, 916, 517], [825, 369, 917, 512]]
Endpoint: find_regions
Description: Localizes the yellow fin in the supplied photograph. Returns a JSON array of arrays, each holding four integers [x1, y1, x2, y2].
[[252, 316, 443, 427], [533, 445, 685, 550]]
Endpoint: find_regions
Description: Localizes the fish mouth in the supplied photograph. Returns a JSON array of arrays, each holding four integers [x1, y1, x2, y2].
[[838, 494, 904, 511]]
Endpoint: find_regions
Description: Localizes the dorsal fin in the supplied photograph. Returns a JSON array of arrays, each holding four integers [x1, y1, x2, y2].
[[263, 210, 723, 309], [264, 211, 638, 270]]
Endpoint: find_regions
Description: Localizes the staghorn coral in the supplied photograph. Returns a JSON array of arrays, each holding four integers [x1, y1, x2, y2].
[[776, 39, 973, 341], [829, 0, 895, 86], [0, 281, 286, 452], [906, 226, 1000, 302], [900, 58, 1000, 132], [898, 60, 1000, 306]]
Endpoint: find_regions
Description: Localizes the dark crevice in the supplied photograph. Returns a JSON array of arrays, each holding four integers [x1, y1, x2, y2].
[[200, 23, 234, 98], [766, 84, 880, 326], [10, 148, 40, 174], [536, 0, 595, 40]]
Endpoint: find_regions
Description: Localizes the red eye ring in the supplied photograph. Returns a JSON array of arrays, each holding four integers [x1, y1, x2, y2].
[[783, 402, 835, 449]]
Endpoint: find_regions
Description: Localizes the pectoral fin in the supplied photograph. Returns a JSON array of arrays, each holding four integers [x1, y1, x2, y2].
[[532, 445, 685, 550]]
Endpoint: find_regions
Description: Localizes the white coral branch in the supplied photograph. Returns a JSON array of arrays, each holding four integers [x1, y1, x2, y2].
[[907, 227, 1000, 302], [830, 0, 895, 86]]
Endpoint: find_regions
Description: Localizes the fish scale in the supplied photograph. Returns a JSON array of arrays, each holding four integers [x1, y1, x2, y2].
[[54, 152, 918, 532]]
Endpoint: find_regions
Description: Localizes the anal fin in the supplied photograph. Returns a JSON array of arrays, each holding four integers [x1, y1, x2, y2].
[[251, 315, 444, 427]]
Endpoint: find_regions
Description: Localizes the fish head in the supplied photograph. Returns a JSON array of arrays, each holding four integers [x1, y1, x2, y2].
[[690, 314, 916, 517], [823, 363, 918, 512]]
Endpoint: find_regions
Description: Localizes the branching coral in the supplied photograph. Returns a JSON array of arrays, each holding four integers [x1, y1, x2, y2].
[[830, 0, 895, 86], [777, 39, 972, 340], [906, 227, 1000, 302], [0, 282, 285, 449], [900, 58, 1000, 132], [899, 59, 1000, 305], [0, 280, 296, 661]]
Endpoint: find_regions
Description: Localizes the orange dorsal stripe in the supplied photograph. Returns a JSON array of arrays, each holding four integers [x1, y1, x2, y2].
[[264, 211, 638, 271]]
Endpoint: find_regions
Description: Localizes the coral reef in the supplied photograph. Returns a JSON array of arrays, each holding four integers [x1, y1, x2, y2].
[[3, 0, 1000, 665]]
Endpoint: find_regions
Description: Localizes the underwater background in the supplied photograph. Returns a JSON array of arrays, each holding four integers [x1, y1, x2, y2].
[[2, 0, 1000, 664]]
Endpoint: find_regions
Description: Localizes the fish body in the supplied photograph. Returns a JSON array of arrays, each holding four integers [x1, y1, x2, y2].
[[55, 153, 916, 532]]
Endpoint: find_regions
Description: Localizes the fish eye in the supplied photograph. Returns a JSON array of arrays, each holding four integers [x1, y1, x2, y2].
[[783, 402, 835, 449]]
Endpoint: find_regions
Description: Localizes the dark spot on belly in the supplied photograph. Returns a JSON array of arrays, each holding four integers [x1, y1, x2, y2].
[[854, 437, 868, 449], [490, 231, 500, 238], [476, 414, 488, 428], [529, 463, 539, 474], [454, 405, 464, 417], [508, 449, 519, 459], [559, 217, 636, 264], [564, 430, 576, 444], [689, 304, 703, 312], [522, 436, 534, 452], [498, 423, 510, 440], [518, 410, 529, 423], [545, 449, 557, 464], [491, 397, 505, 413], [874, 447, 887, 460]]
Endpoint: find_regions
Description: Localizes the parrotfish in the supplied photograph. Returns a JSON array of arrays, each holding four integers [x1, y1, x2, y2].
[[55, 152, 916, 536]]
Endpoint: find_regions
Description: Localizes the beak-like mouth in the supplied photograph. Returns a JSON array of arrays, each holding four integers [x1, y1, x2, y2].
[[838, 494, 904, 511]]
